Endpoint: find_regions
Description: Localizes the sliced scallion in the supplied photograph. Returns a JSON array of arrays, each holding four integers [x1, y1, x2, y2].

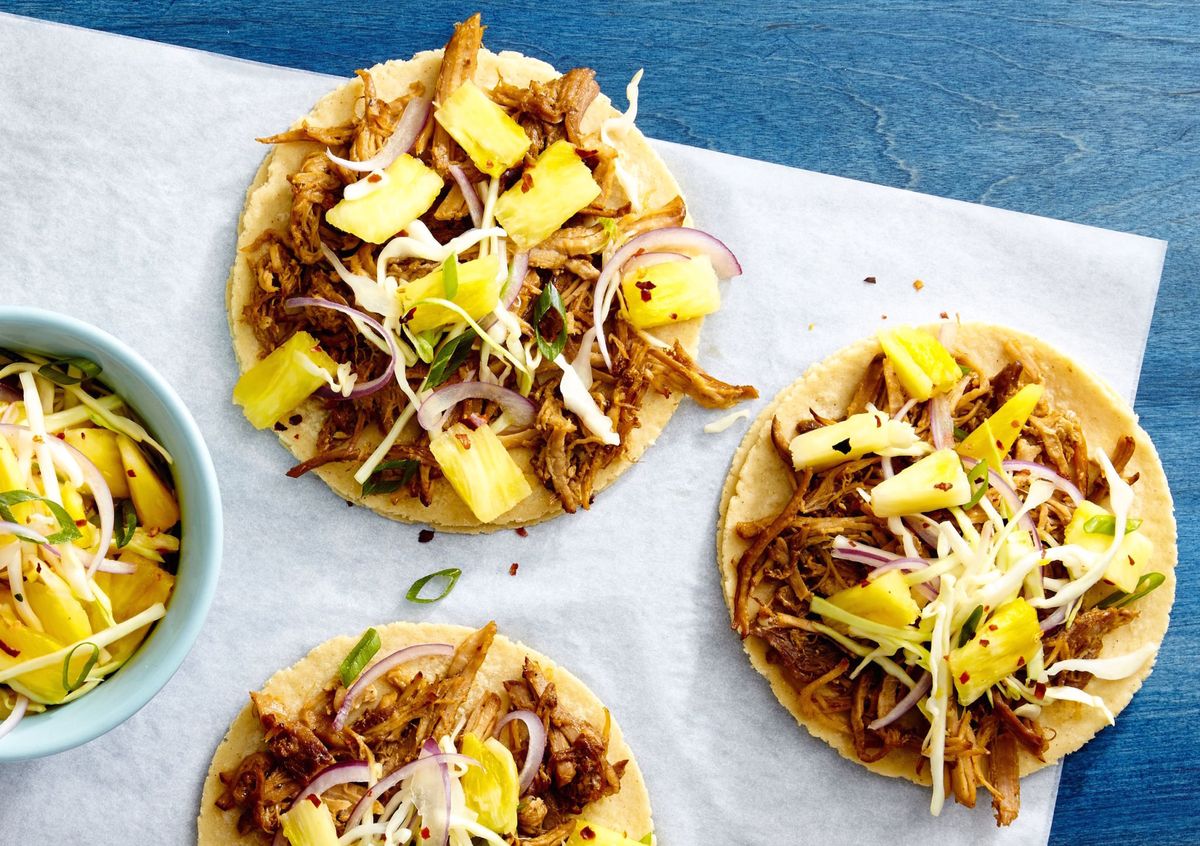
[[1097, 572, 1166, 609], [406, 567, 462, 604], [339, 627, 381, 686], [442, 252, 459, 299], [534, 281, 566, 361], [114, 499, 137, 549], [62, 642, 100, 693], [962, 459, 989, 510], [957, 605, 984, 647], [425, 333, 475, 390], [37, 356, 101, 386], [0, 490, 82, 544], [361, 459, 420, 496], [1082, 515, 1142, 536]]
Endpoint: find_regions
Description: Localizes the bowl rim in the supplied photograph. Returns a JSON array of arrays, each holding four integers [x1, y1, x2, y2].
[[0, 306, 222, 761]]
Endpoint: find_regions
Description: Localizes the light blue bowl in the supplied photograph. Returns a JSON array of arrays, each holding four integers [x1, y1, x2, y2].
[[0, 307, 221, 761]]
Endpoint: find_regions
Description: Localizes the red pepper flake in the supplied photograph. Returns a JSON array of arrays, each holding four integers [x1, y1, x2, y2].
[[55, 432, 65, 440], [1034, 682, 1046, 700], [959, 671, 970, 684], [994, 439, 1004, 449], [859, 579, 871, 588], [634, 279, 656, 302], [289, 414, 303, 426], [580, 827, 596, 841], [75, 519, 86, 527], [421, 828, 431, 840], [126, 469, 136, 478], [939, 311, 949, 319], [515, 527, 528, 538], [1017, 655, 1026, 667], [988, 624, 998, 631], [455, 433, 472, 449], [863, 276, 877, 284], [933, 482, 953, 491], [1128, 555, 1135, 566], [77, 432, 87, 440], [979, 639, 990, 647], [913, 279, 925, 291], [367, 172, 382, 183], [880, 314, 888, 320], [306, 794, 320, 807], [399, 307, 417, 325], [0, 639, 19, 658], [273, 422, 287, 432], [520, 172, 534, 193], [669, 313, 678, 320], [418, 529, 435, 544], [509, 562, 519, 576]]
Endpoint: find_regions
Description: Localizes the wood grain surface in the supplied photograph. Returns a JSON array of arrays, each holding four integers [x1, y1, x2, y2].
[[3, 1, 1196, 842]]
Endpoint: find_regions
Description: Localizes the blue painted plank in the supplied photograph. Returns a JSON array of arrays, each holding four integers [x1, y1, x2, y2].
[[3, 1, 1197, 841]]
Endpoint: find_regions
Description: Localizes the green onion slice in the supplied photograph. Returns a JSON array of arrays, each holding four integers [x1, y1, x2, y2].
[[114, 500, 137, 549], [0, 490, 82, 544], [62, 641, 100, 693], [962, 460, 989, 510], [425, 333, 475, 390], [38, 356, 102, 386], [534, 281, 567, 361], [442, 253, 459, 299], [1083, 515, 1142, 536], [339, 627, 381, 686], [361, 459, 420, 496], [406, 567, 462, 604], [952, 426, 968, 441], [599, 217, 618, 242], [1097, 572, 1166, 609], [957, 605, 984, 647]]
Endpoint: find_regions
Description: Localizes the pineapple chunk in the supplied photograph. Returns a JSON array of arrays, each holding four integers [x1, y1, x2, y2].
[[870, 449, 970, 517], [326, 154, 444, 244], [620, 256, 721, 330], [949, 597, 1041, 706], [826, 570, 921, 628], [233, 331, 339, 430], [92, 552, 174, 664], [790, 408, 929, 472], [461, 732, 519, 834], [434, 80, 530, 177], [1064, 501, 1152, 594], [0, 617, 86, 704], [565, 822, 645, 846], [399, 254, 502, 333], [429, 423, 533, 523], [493, 140, 600, 250], [116, 435, 179, 533], [279, 798, 339, 846], [0, 436, 35, 526], [25, 569, 91, 644], [62, 428, 130, 498], [958, 383, 1044, 469], [877, 326, 961, 400]]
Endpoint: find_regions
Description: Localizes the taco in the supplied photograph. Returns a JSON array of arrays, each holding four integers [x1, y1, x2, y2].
[[717, 322, 1176, 824], [228, 13, 755, 532], [199, 621, 653, 845]]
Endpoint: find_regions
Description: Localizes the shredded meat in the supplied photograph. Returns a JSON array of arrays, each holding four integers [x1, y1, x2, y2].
[[647, 341, 758, 409], [989, 731, 1022, 826], [430, 13, 484, 176]]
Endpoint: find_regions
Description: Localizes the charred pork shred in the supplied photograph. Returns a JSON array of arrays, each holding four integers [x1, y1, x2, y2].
[[237, 13, 755, 523], [732, 327, 1164, 826]]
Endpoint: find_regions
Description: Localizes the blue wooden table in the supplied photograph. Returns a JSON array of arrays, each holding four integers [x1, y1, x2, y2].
[[5, 1, 1196, 841]]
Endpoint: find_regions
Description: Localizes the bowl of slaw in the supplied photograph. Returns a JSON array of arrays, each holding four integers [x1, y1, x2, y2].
[[0, 307, 221, 760]]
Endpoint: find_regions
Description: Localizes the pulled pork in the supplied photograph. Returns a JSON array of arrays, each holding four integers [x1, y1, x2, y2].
[[243, 13, 755, 516], [215, 623, 627, 843], [733, 343, 1142, 826]]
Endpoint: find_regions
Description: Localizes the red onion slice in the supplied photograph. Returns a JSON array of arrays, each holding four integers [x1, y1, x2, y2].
[[831, 538, 902, 565], [448, 165, 485, 228], [0, 694, 29, 742], [2, 424, 115, 578], [1039, 604, 1068, 632], [96, 558, 137, 575], [868, 557, 930, 577], [619, 251, 688, 276], [345, 748, 478, 830], [416, 381, 536, 433], [1002, 460, 1084, 506], [903, 515, 943, 549], [284, 297, 397, 401], [594, 227, 742, 368], [503, 252, 529, 311], [893, 398, 918, 421], [333, 643, 454, 730], [0, 521, 48, 545], [290, 760, 372, 813], [424, 737, 453, 846], [929, 393, 952, 450], [326, 96, 431, 173], [495, 708, 547, 794], [868, 671, 931, 730]]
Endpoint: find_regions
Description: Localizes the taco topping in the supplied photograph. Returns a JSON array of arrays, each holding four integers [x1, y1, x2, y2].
[[234, 13, 756, 524], [730, 326, 1165, 825], [0, 350, 178, 739], [215, 623, 642, 845]]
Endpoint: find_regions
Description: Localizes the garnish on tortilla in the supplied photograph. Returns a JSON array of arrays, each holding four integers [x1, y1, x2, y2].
[[717, 322, 1176, 825], [227, 13, 756, 530]]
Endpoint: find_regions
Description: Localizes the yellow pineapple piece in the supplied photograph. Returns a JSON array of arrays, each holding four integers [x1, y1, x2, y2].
[[92, 552, 174, 664], [493, 140, 600, 250], [958, 383, 1044, 469], [279, 798, 339, 846], [790, 408, 929, 472], [460, 732, 519, 834], [62, 427, 130, 498], [399, 254, 502, 333], [325, 154, 444, 244], [116, 436, 179, 533], [877, 326, 961, 400], [233, 331, 339, 430], [565, 822, 646, 846], [621, 256, 721, 330], [870, 449, 970, 517], [825, 570, 921, 628], [434, 80, 530, 177], [949, 597, 1041, 706], [1064, 501, 1152, 594], [25, 568, 91, 644], [429, 423, 532, 523], [0, 617, 84, 704]]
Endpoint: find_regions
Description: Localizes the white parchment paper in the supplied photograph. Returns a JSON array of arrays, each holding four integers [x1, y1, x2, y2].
[[0, 13, 1166, 846]]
